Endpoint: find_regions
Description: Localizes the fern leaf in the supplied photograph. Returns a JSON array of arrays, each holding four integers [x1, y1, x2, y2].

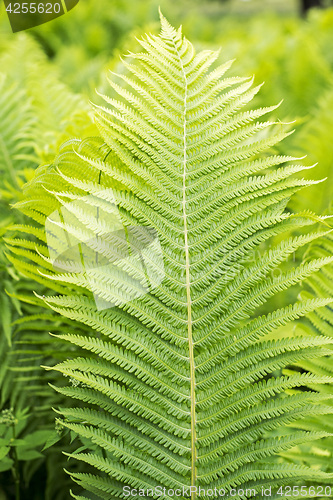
[[11, 15, 333, 499]]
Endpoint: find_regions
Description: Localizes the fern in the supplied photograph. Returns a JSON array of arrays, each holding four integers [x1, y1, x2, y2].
[[286, 87, 333, 216], [11, 15, 333, 499], [0, 33, 96, 164], [0, 33, 103, 498], [279, 229, 333, 477]]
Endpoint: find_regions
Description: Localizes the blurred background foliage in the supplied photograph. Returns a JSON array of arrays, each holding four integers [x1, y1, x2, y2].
[[0, 0, 333, 498], [1, 0, 332, 215]]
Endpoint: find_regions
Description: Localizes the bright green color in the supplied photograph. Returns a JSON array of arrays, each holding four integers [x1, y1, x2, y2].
[[6, 15, 333, 499]]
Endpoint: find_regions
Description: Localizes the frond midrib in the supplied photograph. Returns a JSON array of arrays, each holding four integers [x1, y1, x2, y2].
[[168, 24, 198, 495]]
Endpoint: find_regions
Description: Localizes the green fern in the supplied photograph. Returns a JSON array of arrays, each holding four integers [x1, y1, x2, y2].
[[279, 228, 333, 477], [10, 15, 333, 499], [0, 33, 96, 164], [0, 33, 103, 497]]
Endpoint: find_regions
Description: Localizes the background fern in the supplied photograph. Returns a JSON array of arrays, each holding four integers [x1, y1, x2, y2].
[[0, 34, 99, 499], [278, 228, 333, 480]]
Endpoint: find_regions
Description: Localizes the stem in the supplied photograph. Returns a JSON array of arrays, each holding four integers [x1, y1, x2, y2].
[[171, 28, 197, 498], [95, 168, 102, 267], [11, 425, 20, 500]]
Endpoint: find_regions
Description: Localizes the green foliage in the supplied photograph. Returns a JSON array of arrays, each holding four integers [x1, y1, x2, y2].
[[0, 29, 98, 500], [1, 3, 333, 499], [285, 88, 333, 215], [279, 230, 333, 476], [7, 14, 333, 499]]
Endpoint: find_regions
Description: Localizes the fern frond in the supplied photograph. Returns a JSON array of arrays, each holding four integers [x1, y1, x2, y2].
[[11, 14, 333, 499]]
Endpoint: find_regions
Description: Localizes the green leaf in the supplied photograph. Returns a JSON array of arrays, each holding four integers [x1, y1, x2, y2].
[[42, 431, 62, 451], [23, 429, 55, 447], [0, 292, 12, 347], [0, 456, 13, 473], [16, 448, 43, 461], [0, 446, 10, 461], [10, 439, 28, 447]]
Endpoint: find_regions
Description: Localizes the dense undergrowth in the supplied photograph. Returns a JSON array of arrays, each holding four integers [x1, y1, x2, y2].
[[0, 3, 333, 499]]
